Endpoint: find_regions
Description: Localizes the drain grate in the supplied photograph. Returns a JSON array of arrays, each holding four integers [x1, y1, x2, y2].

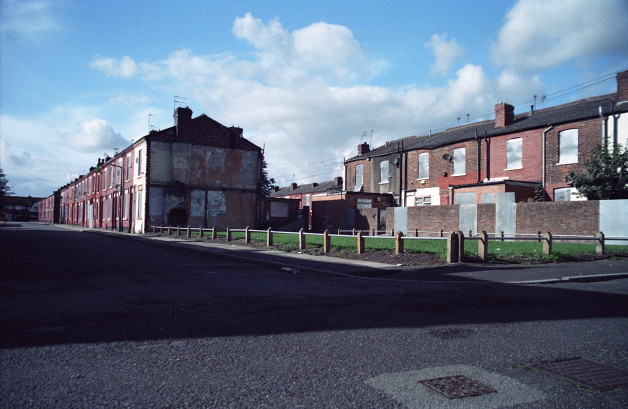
[[527, 357, 628, 391], [419, 375, 497, 399]]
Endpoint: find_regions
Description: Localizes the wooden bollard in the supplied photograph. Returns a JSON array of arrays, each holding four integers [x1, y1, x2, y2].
[[390, 228, 394, 237], [299, 228, 305, 250], [199, 226, 204, 238], [596, 232, 605, 255], [159, 226, 163, 234], [447, 231, 459, 264], [245, 226, 250, 244], [323, 229, 330, 254], [357, 230, 365, 254], [211, 226, 217, 240], [176, 226, 181, 237], [537, 231, 542, 242], [457, 231, 465, 262], [500, 231, 505, 242], [226, 226, 231, 242], [186, 225, 190, 238], [352, 228, 356, 235], [440, 229, 444, 238], [395, 231, 404, 254], [337, 229, 341, 235], [267, 227, 273, 246], [167, 226, 171, 235], [543, 232, 552, 255], [152, 225, 156, 234], [478, 231, 488, 262]]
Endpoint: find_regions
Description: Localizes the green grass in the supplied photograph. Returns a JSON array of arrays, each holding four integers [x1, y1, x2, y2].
[[180, 229, 628, 261]]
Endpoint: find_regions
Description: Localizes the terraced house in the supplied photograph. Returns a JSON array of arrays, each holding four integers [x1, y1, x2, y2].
[[345, 70, 628, 206], [43, 107, 263, 233]]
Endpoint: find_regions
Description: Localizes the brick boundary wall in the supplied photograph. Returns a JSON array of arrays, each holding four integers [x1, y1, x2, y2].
[[387, 200, 605, 236], [355, 208, 379, 232], [516, 201, 600, 235]]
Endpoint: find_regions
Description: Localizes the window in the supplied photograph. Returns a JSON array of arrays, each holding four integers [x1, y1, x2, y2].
[[110, 166, 114, 187], [554, 187, 572, 201], [137, 149, 143, 176], [108, 195, 112, 220], [418, 153, 429, 179], [559, 129, 578, 164], [453, 148, 465, 175], [127, 155, 132, 181], [506, 138, 522, 169], [355, 165, 363, 190], [380, 160, 389, 184], [123, 191, 129, 220], [356, 198, 372, 208], [305, 195, 311, 207], [137, 190, 143, 218]]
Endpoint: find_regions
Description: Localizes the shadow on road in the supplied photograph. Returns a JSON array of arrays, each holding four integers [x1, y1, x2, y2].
[[1, 226, 627, 348]]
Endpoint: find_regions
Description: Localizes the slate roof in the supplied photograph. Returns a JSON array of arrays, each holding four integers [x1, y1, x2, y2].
[[346, 93, 627, 162], [270, 180, 343, 197]]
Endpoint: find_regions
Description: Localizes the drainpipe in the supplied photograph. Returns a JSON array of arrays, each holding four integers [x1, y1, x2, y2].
[[484, 131, 489, 182], [542, 125, 554, 201], [475, 129, 481, 183]]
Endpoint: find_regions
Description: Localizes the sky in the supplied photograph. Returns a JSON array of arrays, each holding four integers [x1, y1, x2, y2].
[[1, 0, 627, 197]]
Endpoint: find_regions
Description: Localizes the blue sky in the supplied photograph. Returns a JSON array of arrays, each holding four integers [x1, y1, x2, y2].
[[1, 0, 627, 197]]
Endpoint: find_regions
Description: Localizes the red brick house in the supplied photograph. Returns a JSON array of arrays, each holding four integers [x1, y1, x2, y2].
[[345, 70, 628, 206], [45, 107, 263, 232]]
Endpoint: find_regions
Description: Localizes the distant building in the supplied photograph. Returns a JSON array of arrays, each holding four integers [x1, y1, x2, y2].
[[2, 196, 43, 221], [42, 107, 263, 232]]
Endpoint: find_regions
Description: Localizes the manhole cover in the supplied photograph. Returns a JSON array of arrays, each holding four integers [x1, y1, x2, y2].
[[527, 358, 628, 391], [419, 375, 497, 399]]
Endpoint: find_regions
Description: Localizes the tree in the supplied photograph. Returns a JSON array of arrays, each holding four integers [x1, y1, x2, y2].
[[568, 144, 628, 200], [258, 156, 276, 197], [0, 167, 13, 209]]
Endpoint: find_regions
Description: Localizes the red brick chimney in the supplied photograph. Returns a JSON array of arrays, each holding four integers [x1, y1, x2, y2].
[[174, 106, 193, 138], [357, 142, 370, 155], [617, 70, 628, 102], [494, 102, 515, 128], [290, 183, 298, 190], [334, 176, 343, 186]]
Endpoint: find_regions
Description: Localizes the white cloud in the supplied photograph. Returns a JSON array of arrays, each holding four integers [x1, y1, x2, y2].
[[0, 0, 64, 39], [90, 55, 138, 78], [64, 119, 128, 153], [424, 33, 464, 77], [492, 0, 628, 72]]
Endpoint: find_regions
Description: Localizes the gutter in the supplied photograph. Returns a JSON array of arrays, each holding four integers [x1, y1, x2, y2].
[[542, 125, 553, 201]]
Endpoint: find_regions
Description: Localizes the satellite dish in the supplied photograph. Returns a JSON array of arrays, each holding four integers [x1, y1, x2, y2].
[[442, 153, 452, 161]]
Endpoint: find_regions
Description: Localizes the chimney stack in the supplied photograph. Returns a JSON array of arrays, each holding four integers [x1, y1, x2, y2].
[[290, 182, 298, 190], [494, 102, 515, 128], [334, 176, 343, 186], [357, 142, 370, 155], [174, 106, 193, 138], [617, 70, 628, 103]]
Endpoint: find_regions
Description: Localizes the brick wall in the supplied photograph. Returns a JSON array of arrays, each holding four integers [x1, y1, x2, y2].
[[355, 208, 380, 232], [345, 159, 371, 192], [516, 201, 599, 235], [386, 200, 602, 236], [488, 129, 543, 182]]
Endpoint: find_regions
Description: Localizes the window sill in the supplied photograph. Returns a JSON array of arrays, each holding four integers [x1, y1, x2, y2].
[[505, 167, 523, 171], [451, 173, 466, 177], [379, 182, 389, 185], [416, 177, 429, 180], [557, 161, 578, 166]]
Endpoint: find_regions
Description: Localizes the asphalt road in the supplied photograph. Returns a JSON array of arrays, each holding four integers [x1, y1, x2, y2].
[[1, 223, 627, 408]]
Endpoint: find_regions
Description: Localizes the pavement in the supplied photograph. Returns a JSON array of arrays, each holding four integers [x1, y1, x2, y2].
[[44, 223, 628, 285]]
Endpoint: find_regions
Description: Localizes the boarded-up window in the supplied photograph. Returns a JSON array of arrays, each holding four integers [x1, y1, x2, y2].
[[380, 161, 389, 183], [270, 202, 289, 217], [554, 187, 571, 201], [453, 148, 466, 175], [506, 138, 522, 169], [355, 165, 363, 190], [418, 153, 429, 179], [559, 129, 578, 164]]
